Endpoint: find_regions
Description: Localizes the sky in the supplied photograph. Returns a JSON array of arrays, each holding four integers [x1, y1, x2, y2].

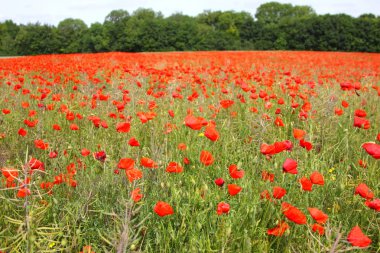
[[1, 0, 379, 26]]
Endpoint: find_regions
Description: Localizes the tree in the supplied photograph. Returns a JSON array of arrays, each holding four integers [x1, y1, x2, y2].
[[57, 18, 88, 53], [103, 10, 130, 51]]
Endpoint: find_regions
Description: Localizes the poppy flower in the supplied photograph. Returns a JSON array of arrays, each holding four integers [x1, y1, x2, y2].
[[94, 151, 106, 162], [217, 202, 230, 215], [342, 100, 349, 108], [166, 162, 183, 173], [131, 188, 143, 202], [355, 183, 374, 199], [18, 128, 27, 137], [353, 116, 370, 129], [200, 150, 214, 166], [214, 178, 224, 187], [53, 124, 61, 131], [273, 186, 286, 199], [299, 139, 313, 151], [362, 143, 380, 159], [140, 157, 158, 168], [228, 164, 244, 179], [126, 168, 143, 182], [274, 117, 285, 127], [24, 119, 38, 127], [228, 184, 242, 196], [220, 100, 234, 109], [293, 129, 306, 140], [154, 201, 174, 217], [347, 226, 371, 248], [282, 158, 298, 174], [116, 122, 131, 133], [184, 115, 205, 130], [354, 109, 367, 118], [299, 177, 313, 191], [282, 202, 307, 225], [49, 151, 58, 158], [308, 208, 328, 224], [128, 137, 140, 147], [262, 170, 275, 182], [267, 221, 289, 236], [310, 171, 324, 185], [34, 139, 49, 150], [70, 124, 79, 130], [204, 125, 219, 142], [312, 224, 325, 235], [260, 190, 271, 200], [17, 187, 31, 198], [177, 143, 187, 150], [334, 108, 343, 116], [28, 158, 45, 174], [365, 199, 380, 211], [118, 158, 135, 170], [81, 148, 91, 157]]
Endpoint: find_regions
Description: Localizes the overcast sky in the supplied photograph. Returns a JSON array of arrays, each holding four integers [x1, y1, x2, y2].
[[1, 0, 379, 26]]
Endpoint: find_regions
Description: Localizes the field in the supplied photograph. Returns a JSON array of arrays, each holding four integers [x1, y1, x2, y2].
[[0, 51, 379, 252]]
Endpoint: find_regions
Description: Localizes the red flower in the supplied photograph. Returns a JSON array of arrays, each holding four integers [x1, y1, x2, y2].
[[299, 139, 313, 151], [216, 202, 230, 215], [94, 151, 106, 162], [200, 150, 214, 166], [308, 208, 328, 224], [118, 158, 135, 170], [362, 143, 380, 159], [128, 137, 140, 147], [293, 128, 306, 140], [347, 226, 371, 248], [17, 187, 31, 198], [53, 124, 61, 131], [299, 177, 313, 191], [131, 188, 143, 202], [140, 157, 158, 168], [355, 183, 374, 199], [353, 116, 370, 129], [354, 109, 367, 118], [267, 221, 289, 236], [204, 125, 219, 142], [166, 162, 183, 173], [184, 115, 205, 130], [116, 122, 131, 133], [70, 124, 79, 130], [272, 186, 286, 199], [220, 99, 234, 109], [18, 128, 27, 137], [34, 139, 49, 150], [282, 158, 298, 174], [274, 117, 285, 127], [262, 170, 275, 182], [312, 224, 325, 235], [228, 184, 242, 196], [154, 201, 174, 217], [228, 164, 244, 179], [214, 178, 224, 187], [310, 171, 324, 185], [177, 143, 187, 150], [126, 168, 143, 182], [28, 158, 45, 174], [365, 199, 380, 212], [282, 202, 307, 225]]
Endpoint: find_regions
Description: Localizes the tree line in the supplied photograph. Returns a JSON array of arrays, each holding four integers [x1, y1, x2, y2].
[[1, 2, 379, 56]]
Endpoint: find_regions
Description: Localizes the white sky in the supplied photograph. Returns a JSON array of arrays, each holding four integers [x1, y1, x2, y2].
[[1, 0, 379, 26]]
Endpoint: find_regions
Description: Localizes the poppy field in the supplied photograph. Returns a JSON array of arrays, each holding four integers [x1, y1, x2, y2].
[[0, 51, 379, 252]]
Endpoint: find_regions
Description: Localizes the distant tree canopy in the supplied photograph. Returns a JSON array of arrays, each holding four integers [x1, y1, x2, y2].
[[1, 2, 379, 55]]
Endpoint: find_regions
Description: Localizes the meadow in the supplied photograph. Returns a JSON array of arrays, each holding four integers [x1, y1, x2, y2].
[[0, 51, 379, 252]]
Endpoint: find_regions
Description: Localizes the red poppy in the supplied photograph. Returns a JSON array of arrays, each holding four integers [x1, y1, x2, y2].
[[18, 128, 27, 137], [28, 158, 45, 174], [342, 100, 349, 108], [200, 150, 214, 166], [274, 117, 285, 127], [154, 201, 174, 217], [267, 221, 289, 236], [365, 199, 380, 212], [131, 188, 143, 202], [17, 187, 31, 198], [140, 157, 158, 168], [347, 226, 371, 248], [228, 184, 242, 196], [282, 202, 307, 225], [177, 143, 187, 150], [24, 119, 38, 127], [216, 202, 230, 215], [166, 162, 183, 173], [293, 129, 306, 140], [118, 158, 135, 170], [204, 125, 219, 142], [53, 124, 61, 131], [308, 208, 328, 224], [299, 177, 313, 191], [273, 186, 286, 199], [354, 109, 367, 118], [282, 158, 298, 174], [228, 164, 244, 179], [334, 108, 343, 116], [126, 168, 143, 182], [299, 139, 313, 151], [94, 151, 106, 162], [355, 183, 374, 199], [312, 224, 325, 235], [2, 108, 11, 114], [353, 116, 370, 129], [168, 110, 175, 118], [70, 124, 79, 130], [81, 148, 91, 157], [116, 122, 131, 133], [362, 143, 380, 159], [34, 139, 49, 150], [220, 99, 234, 109], [214, 178, 224, 187], [184, 115, 206, 130], [262, 170, 275, 182], [128, 137, 140, 147], [310, 171, 324, 185]]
